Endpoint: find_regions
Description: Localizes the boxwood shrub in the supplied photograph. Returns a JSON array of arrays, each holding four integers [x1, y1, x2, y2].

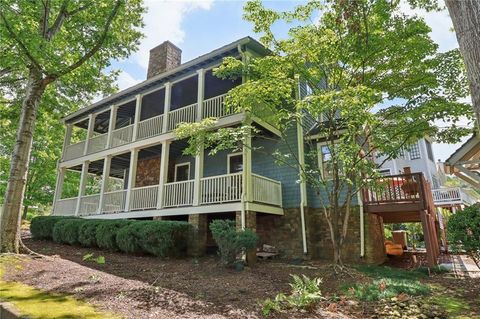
[[95, 220, 133, 251], [30, 216, 76, 239], [78, 220, 106, 247], [52, 219, 87, 245]]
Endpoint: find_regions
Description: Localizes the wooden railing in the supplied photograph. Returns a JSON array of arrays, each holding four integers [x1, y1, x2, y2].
[[363, 173, 426, 206], [167, 103, 197, 131], [163, 180, 194, 207], [78, 194, 100, 216], [432, 187, 477, 206], [130, 185, 159, 210], [63, 141, 86, 161], [102, 190, 127, 213], [202, 93, 233, 118], [200, 173, 242, 204], [53, 197, 78, 215], [87, 133, 108, 154], [252, 173, 283, 207], [137, 115, 164, 140], [111, 124, 134, 147]]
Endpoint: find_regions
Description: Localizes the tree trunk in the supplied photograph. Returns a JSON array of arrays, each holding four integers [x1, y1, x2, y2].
[[0, 69, 47, 253], [22, 205, 29, 220], [445, 0, 480, 132]]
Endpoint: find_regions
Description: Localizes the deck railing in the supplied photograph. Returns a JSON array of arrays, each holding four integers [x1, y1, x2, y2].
[[137, 115, 164, 140], [163, 180, 194, 207], [78, 194, 100, 216], [200, 173, 242, 204], [432, 187, 478, 206], [111, 124, 134, 147], [130, 185, 159, 210], [102, 190, 127, 213], [63, 141, 86, 161], [167, 103, 197, 131], [87, 133, 108, 154], [202, 94, 233, 118], [252, 173, 283, 207], [53, 197, 78, 215], [363, 173, 426, 205]]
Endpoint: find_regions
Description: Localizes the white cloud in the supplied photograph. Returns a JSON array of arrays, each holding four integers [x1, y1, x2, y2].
[[133, 0, 214, 70], [117, 70, 143, 91]]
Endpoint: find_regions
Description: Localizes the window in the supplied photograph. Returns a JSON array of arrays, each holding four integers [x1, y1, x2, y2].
[[318, 144, 334, 179], [228, 153, 243, 174], [407, 143, 421, 160], [425, 140, 435, 162], [174, 163, 190, 181], [379, 169, 391, 176]]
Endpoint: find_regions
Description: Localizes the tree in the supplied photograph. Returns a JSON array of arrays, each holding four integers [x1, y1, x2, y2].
[[0, 0, 145, 253], [448, 204, 480, 267], [176, 0, 472, 268]]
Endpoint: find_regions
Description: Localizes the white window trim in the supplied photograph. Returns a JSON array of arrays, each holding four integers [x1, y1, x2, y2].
[[317, 141, 338, 180], [378, 168, 392, 176], [227, 152, 243, 174], [174, 162, 191, 181]]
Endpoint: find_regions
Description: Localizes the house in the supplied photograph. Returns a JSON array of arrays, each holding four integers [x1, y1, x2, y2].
[[53, 36, 430, 264]]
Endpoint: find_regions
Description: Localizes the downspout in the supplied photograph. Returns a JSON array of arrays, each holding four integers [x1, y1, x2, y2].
[[238, 43, 247, 230], [357, 191, 365, 258]]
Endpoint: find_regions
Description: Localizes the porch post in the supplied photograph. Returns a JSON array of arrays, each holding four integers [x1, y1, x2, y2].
[[75, 160, 90, 216], [196, 68, 205, 121], [52, 165, 66, 215], [62, 124, 73, 160], [132, 94, 142, 141], [162, 82, 171, 132], [193, 144, 204, 206], [98, 155, 112, 213], [243, 125, 253, 202], [125, 149, 139, 211], [83, 113, 96, 155], [107, 105, 118, 148], [157, 141, 170, 209]]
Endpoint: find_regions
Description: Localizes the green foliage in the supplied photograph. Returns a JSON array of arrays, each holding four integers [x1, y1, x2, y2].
[[78, 220, 105, 247], [355, 265, 426, 281], [83, 253, 106, 265], [261, 275, 322, 315], [52, 219, 86, 245], [209, 219, 258, 266], [30, 216, 75, 239], [345, 278, 430, 302], [95, 220, 132, 251], [447, 204, 480, 267]]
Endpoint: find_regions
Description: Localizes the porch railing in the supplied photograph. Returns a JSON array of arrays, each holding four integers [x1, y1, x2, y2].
[[200, 173, 242, 204], [130, 185, 159, 210], [63, 141, 86, 161], [102, 190, 127, 213], [111, 124, 134, 147], [53, 197, 78, 216], [167, 103, 197, 131], [252, 173, 283, 207], [432, 187, 478, 206], [163, 180, 194, 207], [87, 133, 108, 154], [202, 93, 233, 118], [363, 173, 425, 205], [137, 115, 164, 140], [78, 194, 100, 216]]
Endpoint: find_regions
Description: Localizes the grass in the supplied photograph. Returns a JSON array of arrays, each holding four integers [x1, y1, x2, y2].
[[429, 295, 472, 318], [0, 255, 119, 319]]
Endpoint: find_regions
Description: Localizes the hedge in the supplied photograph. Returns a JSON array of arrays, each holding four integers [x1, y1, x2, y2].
[[52, 219, 87, 245], [95, 220, 133, 251], [30, 216, 76, 239], [78, 220, 107, 247]]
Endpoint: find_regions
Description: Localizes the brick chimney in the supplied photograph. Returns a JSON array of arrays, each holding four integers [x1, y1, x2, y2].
[[147, 41, 182, 79]]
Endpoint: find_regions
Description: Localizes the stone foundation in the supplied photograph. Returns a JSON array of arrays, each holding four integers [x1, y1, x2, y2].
[[187, 214, 208, 257], [235, 211, 257, 265]]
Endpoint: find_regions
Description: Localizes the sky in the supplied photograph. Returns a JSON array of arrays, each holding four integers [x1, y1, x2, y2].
[[111, 0, 469, 162]]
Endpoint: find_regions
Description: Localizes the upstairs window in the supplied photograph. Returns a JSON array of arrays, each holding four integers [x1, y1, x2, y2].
[[174, 163, 190, 182], [425, 140, 435, 162], [407, 143, 421, 160], [317, 143, 334, 179]]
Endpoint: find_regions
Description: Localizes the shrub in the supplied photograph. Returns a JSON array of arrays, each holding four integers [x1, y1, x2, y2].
[[209, 219, 258, 266], [95, 220, 132, 251], [448, 204, 480, 267], [116, 222, 144, 254], [78, 220, 105, 247], [30, 216, 75, 239], [52, 219, 87, 245]]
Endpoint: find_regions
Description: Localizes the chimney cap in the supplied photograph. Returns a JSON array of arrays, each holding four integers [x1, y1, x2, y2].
[[149, 40, 182, 53]]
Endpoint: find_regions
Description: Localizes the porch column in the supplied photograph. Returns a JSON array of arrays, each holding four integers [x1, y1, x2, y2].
[[98, 155, 112, 213], [132, 94, 142, 141], [52, 165, 66, 215], [196, 68, 205, 121], [62, 124, 73, 160], [83, 113, 96, 155], [157, 141, 170, 209], [242, 126, 253, 203], [107, 105, 118, 148], [236, 211, 257, 265], [162, 82, 171, 132], [75, 161, 90, 216], [187, 214, 208, 257], [125, 149, 139, 211], [193, 144, 204, 206]]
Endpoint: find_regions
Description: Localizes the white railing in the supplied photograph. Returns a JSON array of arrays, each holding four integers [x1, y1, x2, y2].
[[137, 115, 164, 140], [202, 93, 233, 118], [167, 103, 197, 131], [87, 133, 108, 154], [78, 194, 100, 216], [130, 185, 159, 210], [53, 197, 78, 216], [111, 124, 134, 147], [252, 174, 283, 207], [63, 141, 86, 161], [102, 190, 127, 213], [200, 173, 242, 204], [432, 187, 478, 206], [163, 180, 194, 207]]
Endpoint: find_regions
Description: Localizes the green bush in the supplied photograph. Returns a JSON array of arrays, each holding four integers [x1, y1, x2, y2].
[[448, 204, 480, 267], [116, 222, 144, 254], [95, 220, 132, 251], [78, 220, 105, 247], [30, 216, 75, 239], [52, 219, 87, 245], [209, 219, 258, 266]]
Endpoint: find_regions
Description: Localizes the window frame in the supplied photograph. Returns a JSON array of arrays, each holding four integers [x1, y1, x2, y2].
[[317, 141, 338, 180], [407, 142, 421, 160], [227, 152, 243, 174], [174, 162, 191, 182]]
